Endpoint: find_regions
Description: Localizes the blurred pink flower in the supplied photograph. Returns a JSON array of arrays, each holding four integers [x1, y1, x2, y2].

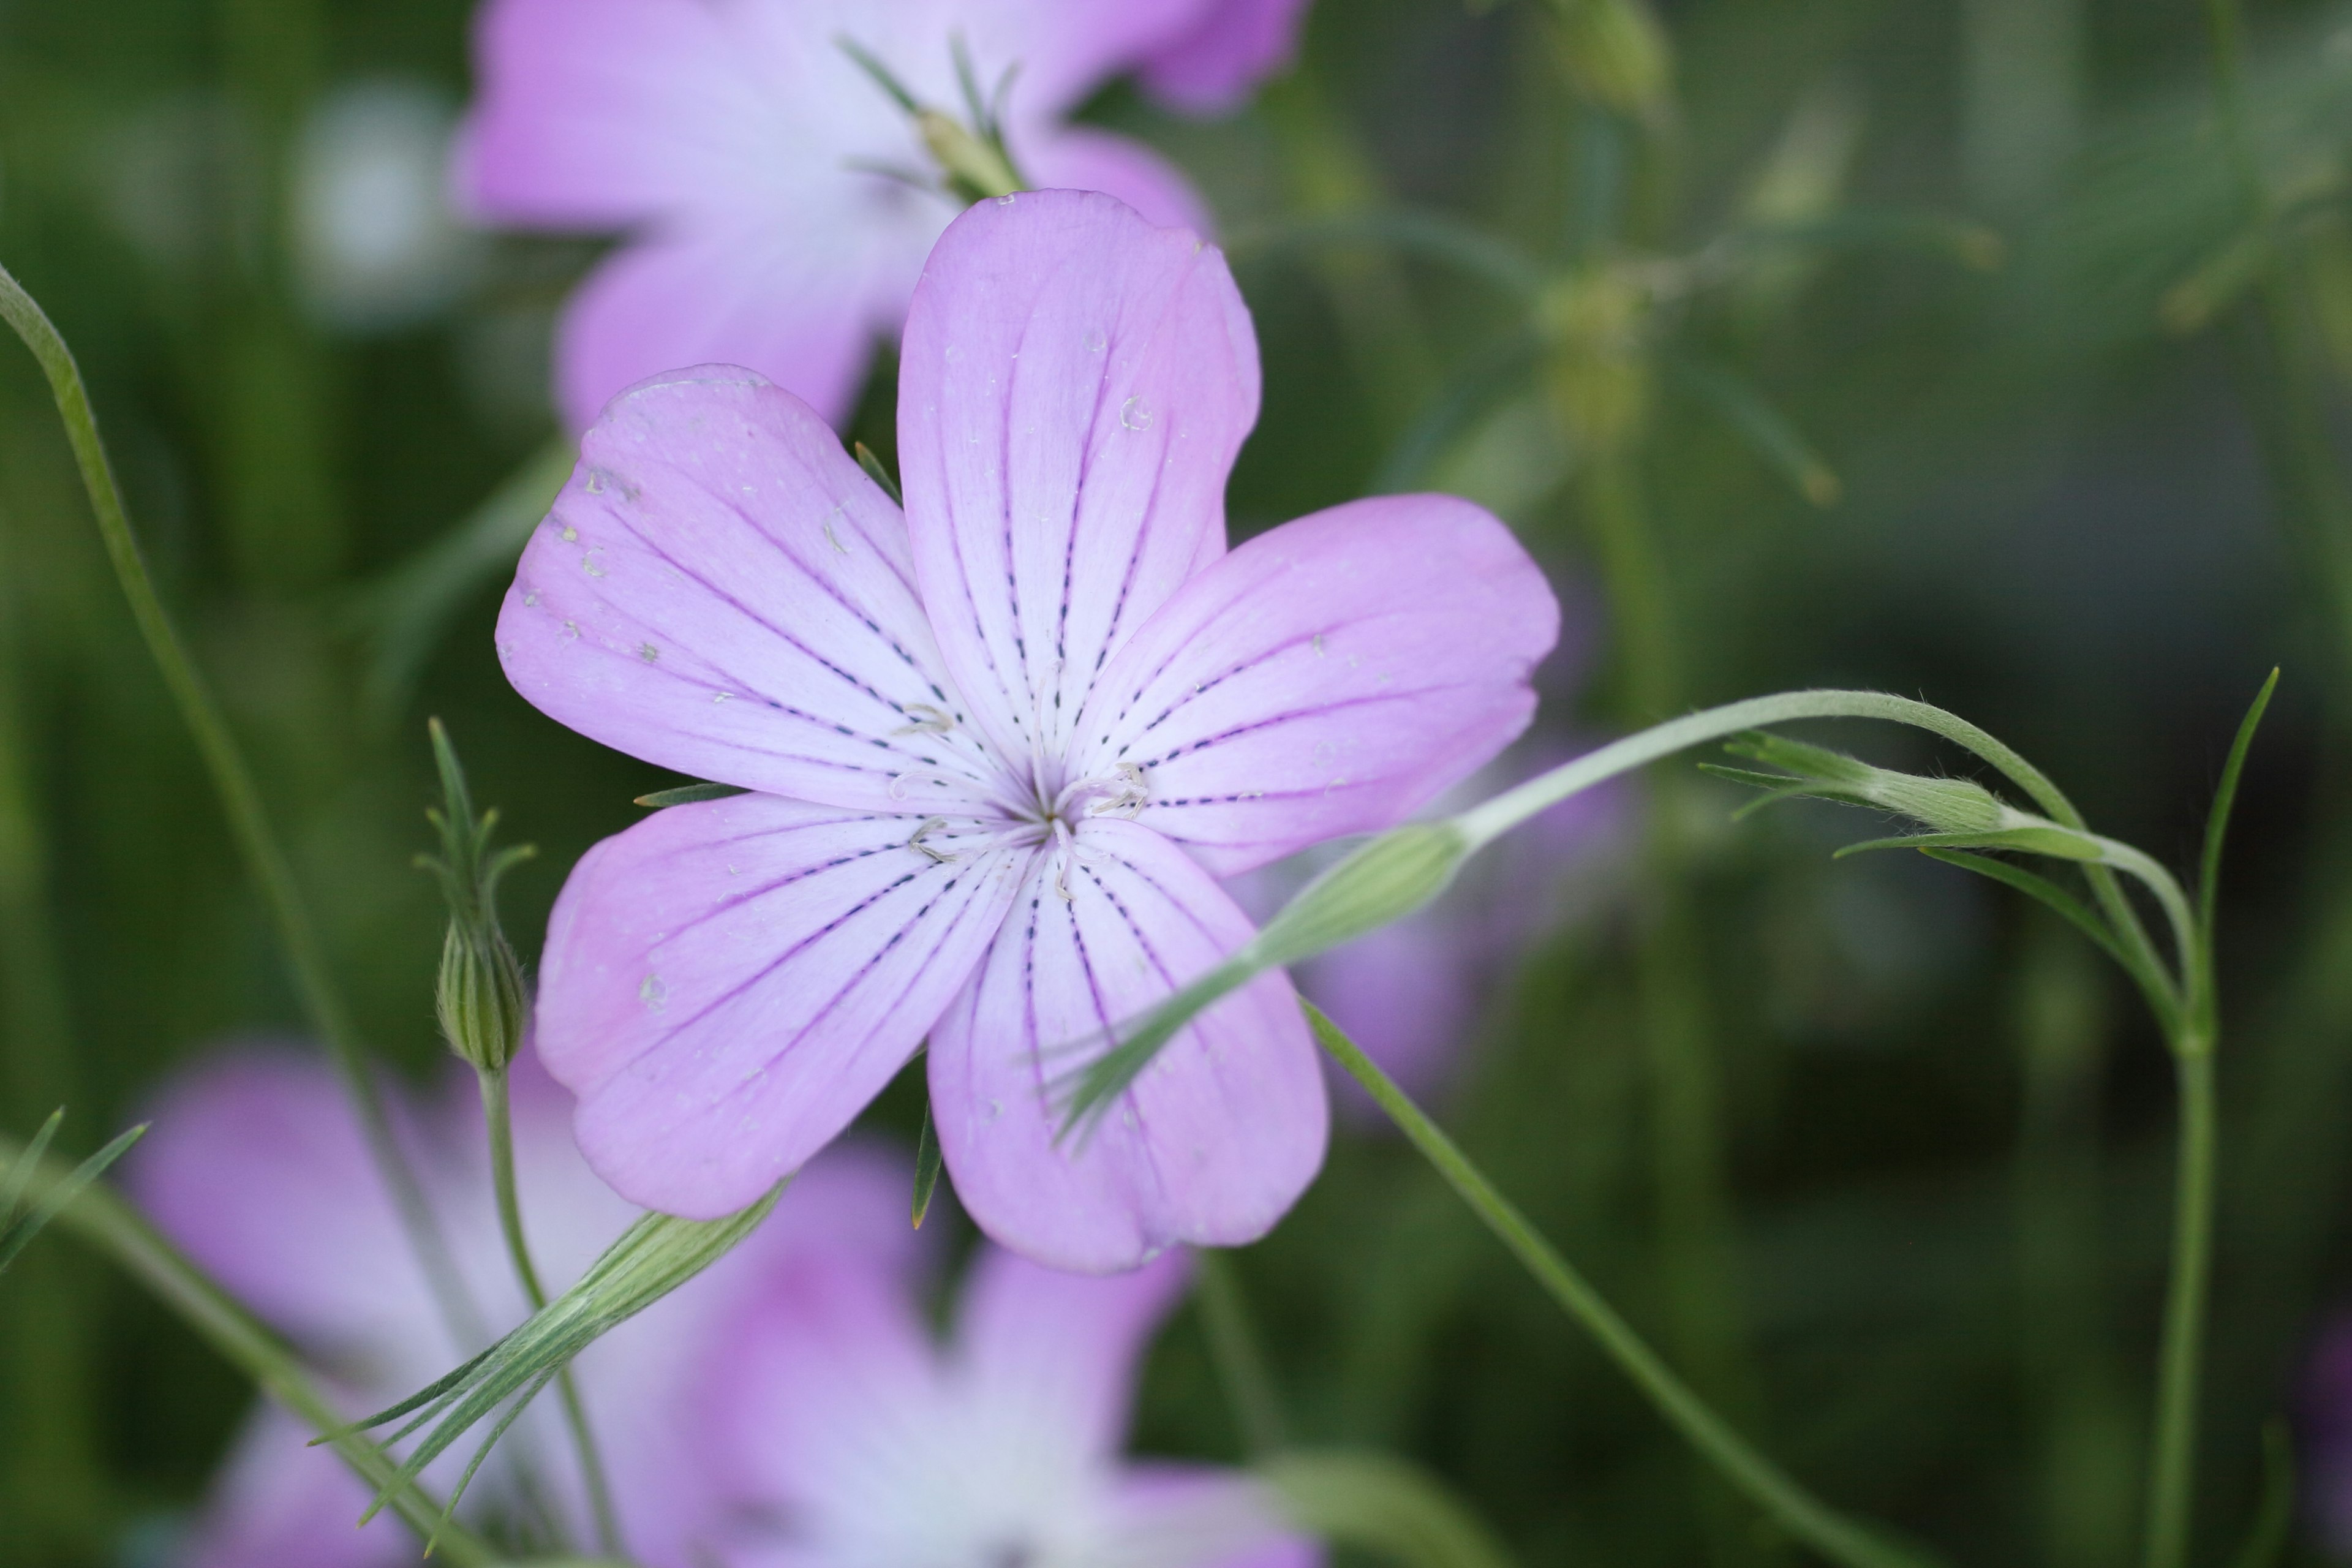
[[460, 0, 1313, 430], [127, 1044, 913, 1568], [704, 1244, 1316, 1568], [496, 190, 1558, 1270]]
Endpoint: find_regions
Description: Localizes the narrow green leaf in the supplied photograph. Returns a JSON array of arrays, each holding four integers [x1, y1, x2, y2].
[[853, 441, 903, 506], [1664, 352, 1841, 507], [1920, 850, 2180, 1030], [0, 1109, 63, 1226], [1833, 826, 2100, 862], [633, 782, 750, 809], [0, 1120, 148, 1276], [2197, 668, 2278, 951], [911, 1093, 943, 1230]]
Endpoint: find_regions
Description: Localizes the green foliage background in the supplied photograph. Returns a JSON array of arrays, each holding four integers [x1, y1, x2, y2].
[[2, 0, 2349, 1564]]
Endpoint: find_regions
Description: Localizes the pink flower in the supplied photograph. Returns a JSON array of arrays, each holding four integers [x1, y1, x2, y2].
[[460, 0, 1312, 431], [497, 190, 1556, 1271], [127, 1044, 913, 1567], [706, 1244, 1317, 1568]]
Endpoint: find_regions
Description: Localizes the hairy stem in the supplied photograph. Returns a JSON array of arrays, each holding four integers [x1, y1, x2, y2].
[[478, 1069, 624, 1558], [1307, 1002, 1943, 1568], [0, 262, 480, 1345], [0, 1131, 510, 1568]]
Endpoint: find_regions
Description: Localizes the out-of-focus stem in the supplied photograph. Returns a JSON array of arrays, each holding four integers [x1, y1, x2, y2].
[[479, 1069, 624, 1558], [1308, 1003, 1943, 1568], [1580, 451, 1765, 1562], [2143, 1042, 2218, 1568], [0, 262, 481, 1347], [0, 1131, 509, 1568], [1195, 1250, 1290, 1458], [0, 521, 106, 1559]]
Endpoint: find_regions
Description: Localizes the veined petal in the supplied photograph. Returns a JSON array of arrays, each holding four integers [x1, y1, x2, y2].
[[899, 190, 1259, 772], [499, 369, 1022, 819], [460, 0, 801, 229], [539, 793, 1031, 1219], [1070, 495, 1558, 876], [1110, 1466, 1324, 1568], [930, 820, 1325, 1273], [551, 225, 897, 431], [954, 1246, 1193, 1463]]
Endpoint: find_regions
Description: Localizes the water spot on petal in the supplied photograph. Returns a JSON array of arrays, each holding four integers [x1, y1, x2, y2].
[[586, 469, 609, 494], [522, 592, 539, 607], [986, 1098, 1003, 1123], [638, 643, 659, 663], [1084, 327, 1106, 353], [560, 620, 580, 643], [994, 193, 1017, 206], [1119, 396, 1153, 432], [639, 973, 666, 1010], [582, 551, 605, 578], [560, 524, 578, 543]]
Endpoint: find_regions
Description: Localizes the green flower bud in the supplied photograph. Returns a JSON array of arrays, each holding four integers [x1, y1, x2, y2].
[[1546, 0, 1673, 120], [436, 918, 529, 1076], [1254, 822, 1471, 970]]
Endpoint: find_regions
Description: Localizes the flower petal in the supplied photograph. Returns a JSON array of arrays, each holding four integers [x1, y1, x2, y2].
[[1071, 494, 1558, 876], [459, 0, 793, 229], [930, 819, 1325, 1272], [954, 1245, 1193, 1461], [540, 793, 1032, 1218], [1137, 0, 1316, 116], [1022, 127, 1215, 236], [180, 1408, 405, 1568], [127, 1046, 437, 1355], [1111, 1465, 1325, 1568], [499, 368, 1025, 818], [899, 189, 1260, 770], [550, 225, 897, 431]]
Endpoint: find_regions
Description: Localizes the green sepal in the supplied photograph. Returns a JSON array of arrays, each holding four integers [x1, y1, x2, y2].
[[1833, 825, 2102, 862], [911, 1092, 943, 1230], [633, 782, 750, 809], [853, 442, 903, 507], [338, 1184, 785, 1529], [0, 1114, 148, 1278]]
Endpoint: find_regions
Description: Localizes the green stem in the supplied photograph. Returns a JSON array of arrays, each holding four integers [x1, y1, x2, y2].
[[478, 1069, 624, 1559], [2143, 1043, 2219, 1568], [0, 1131, 511, 1568], [0, 262, 480, 1345], [1194, 1250, 1290, 1458], [1306, 1002, 1943, 1568]]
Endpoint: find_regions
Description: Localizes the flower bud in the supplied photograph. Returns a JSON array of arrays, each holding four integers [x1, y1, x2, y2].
[[1253, 821, 1471, 970], [1537, 268, 1653, 456], [436, 918, 529, 1075], [1547, 0, 1673, 120]]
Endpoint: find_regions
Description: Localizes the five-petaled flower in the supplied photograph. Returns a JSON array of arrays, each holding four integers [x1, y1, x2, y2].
[[499, 190, 1558, 1270], [710, 1242, 1316, 1568], [461, 0, 1313, 431]]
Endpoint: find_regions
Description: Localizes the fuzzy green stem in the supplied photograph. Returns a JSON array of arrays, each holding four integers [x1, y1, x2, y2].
[[1194, 1250, 1289, 1458], [2143, 1043, 2218, 1568], [0, 1130, 510, 1567], [478, 1069, 624, 1558], [0, 261, 480, 1345], [1307, 1002, 1942, 1568]]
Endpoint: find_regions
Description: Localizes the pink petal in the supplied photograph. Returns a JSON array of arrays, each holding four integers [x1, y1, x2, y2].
[[499, 368, 1028, 819], [127, 1046, 438, 1355], [1112, 1465, 1325, 1568], [180, 1408, 409, 1568], [970, 0, 1216, 121], [929, 819, 1325, 1272], [459, 0, 790, 229], [1137, 0, 1315, 115], [538, 793, 1033, 1219], [954, 1245, 1193, 1460], [1022, 126, 1215, 235], [898, 189, 1260, 771], [550, 227, 896, 432], [1070, 494, 1558, 877]]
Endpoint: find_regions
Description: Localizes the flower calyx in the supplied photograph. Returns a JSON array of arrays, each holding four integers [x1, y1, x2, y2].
[[418, 718, 535, 1076], [1704, 730, 2105, 862]]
